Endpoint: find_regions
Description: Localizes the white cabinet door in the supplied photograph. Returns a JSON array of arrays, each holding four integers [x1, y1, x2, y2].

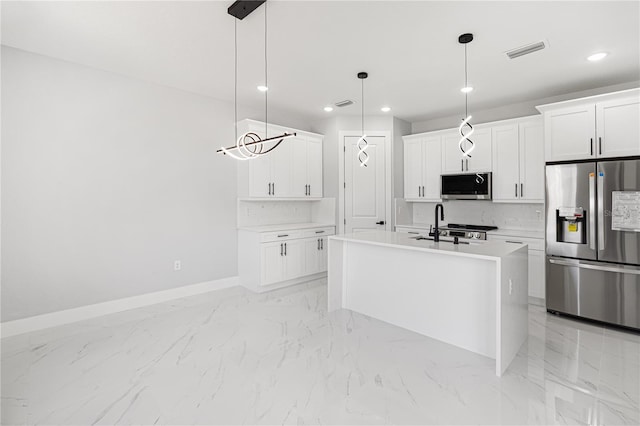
[[270, 138, 294, 197], [291, 136, 308, 197], [519, 120, 545, 202], [441, 131, 465, 174], [423, 135, 442, 200], [466, 127, 492, 172], [596, 97, 640, 158], [492, 124, 520, 201], [528, 250, 545, 299], [248, 155, 272, 197], [304, 238, 321, 276], [544, 104, 596, 162], [404, 138, 423, 199], [283, 239, 304, 281], [306, 136, 323, 197], [260, 242, 285, 286], [318, 237, 328, 272]]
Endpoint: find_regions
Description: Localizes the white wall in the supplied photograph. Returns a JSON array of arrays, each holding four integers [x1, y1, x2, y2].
[[412, 81, 640, 133], [0, 46, 312, 321]]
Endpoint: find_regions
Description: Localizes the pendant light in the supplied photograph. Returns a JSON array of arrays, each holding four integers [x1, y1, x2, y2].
[[217, 1, 295, 160], [458, 33, 475, 158], [357, 72, 369, 167]]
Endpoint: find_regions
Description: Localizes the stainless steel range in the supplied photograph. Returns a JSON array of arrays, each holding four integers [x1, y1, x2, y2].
[[435, 223, 498, 241]]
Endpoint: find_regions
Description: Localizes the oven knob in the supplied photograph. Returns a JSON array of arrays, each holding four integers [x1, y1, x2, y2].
[[473, 232, 481, 239]]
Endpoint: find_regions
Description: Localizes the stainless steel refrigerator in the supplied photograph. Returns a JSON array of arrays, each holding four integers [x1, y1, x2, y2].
[[546, 158, 640, 330]]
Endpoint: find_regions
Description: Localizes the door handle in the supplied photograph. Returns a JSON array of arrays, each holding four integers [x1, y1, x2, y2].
[[589, 172, 596, 250], [376, 221, 386, 225], [599, 137, 602, 155], [597, 172, 605, 251], [548, 258, 640, 275]]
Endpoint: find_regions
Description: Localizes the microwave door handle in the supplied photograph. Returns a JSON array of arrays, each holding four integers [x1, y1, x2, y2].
[[589, 173, 596, 250], [597, 172, 605, 251]]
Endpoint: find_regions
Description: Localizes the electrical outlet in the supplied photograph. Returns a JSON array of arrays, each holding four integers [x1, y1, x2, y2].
[[174, 260, 181, 271]]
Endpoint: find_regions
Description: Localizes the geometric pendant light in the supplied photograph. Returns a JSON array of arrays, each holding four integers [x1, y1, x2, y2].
[[218, 0, 295, 160], [458, 33, 475, 158], [356, 72, 370, 167]]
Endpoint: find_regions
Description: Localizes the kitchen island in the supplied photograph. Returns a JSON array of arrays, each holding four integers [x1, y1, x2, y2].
[[327, 231, 528, 376]]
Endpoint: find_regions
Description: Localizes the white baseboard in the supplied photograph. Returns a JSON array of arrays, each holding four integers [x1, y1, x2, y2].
[[1, 276, 240, 339]]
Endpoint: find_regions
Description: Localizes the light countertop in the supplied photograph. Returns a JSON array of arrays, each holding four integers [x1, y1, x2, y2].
[[330, 230, 526, 261], [238, 222, 335, 232]]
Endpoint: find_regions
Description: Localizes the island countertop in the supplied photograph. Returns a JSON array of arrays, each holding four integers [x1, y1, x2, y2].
[[330, 230, 525, 261]]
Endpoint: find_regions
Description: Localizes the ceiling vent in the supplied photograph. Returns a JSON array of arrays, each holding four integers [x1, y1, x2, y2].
[[335, 100, 354, 108], [506, 41, 546, 59]]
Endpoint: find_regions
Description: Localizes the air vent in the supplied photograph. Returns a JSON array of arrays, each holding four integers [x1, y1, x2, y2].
[[506, 41, 546, 59], [335, 100, 354, 108]]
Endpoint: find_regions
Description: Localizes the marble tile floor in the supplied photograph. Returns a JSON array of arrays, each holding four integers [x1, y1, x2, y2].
[[2, 282, 639, 425]]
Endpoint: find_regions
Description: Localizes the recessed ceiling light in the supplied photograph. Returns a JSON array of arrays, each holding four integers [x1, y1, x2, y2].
[[460, 86, 474, 93], [323, 106, 333, 112], [257, 85, 269, 92], [587, 52, 608, 62], [381, 106, 391, 112]]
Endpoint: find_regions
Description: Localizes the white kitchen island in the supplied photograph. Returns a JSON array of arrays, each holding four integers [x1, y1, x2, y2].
[[328, 231, 528, 376]]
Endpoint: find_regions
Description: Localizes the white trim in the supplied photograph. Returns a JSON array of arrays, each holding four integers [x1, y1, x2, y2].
[[338, 130, 392, 235], [1, 276, 239, 338]]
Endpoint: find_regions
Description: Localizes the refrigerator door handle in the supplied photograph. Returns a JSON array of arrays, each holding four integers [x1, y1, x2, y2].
[[589, 172, 596, 250], [597, 172, 605, 251], [548, 258, 640, 275]]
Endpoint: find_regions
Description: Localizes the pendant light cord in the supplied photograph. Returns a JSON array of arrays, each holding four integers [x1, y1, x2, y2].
[[361, 77, 364, 135], [464, 43, 468, 118], [234, 18, 238, 142], [264, 1, 268, 138]]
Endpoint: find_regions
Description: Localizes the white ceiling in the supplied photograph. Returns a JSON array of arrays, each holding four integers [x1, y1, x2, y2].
[[2, 1, 639, 123]]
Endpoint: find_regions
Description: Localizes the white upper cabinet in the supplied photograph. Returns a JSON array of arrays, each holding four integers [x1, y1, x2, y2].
[[403, 134, 442, 201], [538, 88, 640, 162], [492, 117, 544, 203], [442, 127, 492, 174], [238, 120, 323, 198], [596, 96, 640, 158]]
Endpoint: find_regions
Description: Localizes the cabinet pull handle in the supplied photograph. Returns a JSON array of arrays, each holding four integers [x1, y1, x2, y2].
[[418, 185, 421, 197], [599, 137, 602, 155], [461, 159, 464, 171], [318, 239, 320, 250], [315, 230, 325, 234], [277, 234, 289, 238], [321, 239, 323, 250], [268, 183, 271, 195], [422, 186, 425, 197], [506, 240, 523, 244], [515, 183, 518, 197], [280, 243, 283, 256], [272, 182, 275, 196], [308, 185, 311, 196], [520, 183, 523, 198], [408, 231, 419, 234], [590, 138, 594, 156], [466, 159, 469, 171], [284, 242, 287, 256]]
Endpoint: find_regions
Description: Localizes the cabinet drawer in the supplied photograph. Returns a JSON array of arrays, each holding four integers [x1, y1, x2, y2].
[[396, 226, 429, 235], [302, 227, 335, 238], [260, 230, 305, 243], [488, 234, 544, 251]]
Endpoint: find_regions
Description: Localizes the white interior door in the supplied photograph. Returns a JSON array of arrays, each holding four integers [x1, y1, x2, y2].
[[344, 135, 386, 233]]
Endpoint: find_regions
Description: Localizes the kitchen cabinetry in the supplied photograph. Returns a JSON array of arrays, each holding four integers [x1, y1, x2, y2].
[[442, 126, 492, 174], [238, 225, 335, 292], [403, 134, 442, 201], [238, 119, 324, 198], [537, 88, 640, 162], [488, 233, 545, 299], [492, 117, 544, 202]]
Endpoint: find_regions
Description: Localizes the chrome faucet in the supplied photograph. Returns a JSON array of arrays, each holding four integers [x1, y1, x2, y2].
[[434, 203, 445, 242]]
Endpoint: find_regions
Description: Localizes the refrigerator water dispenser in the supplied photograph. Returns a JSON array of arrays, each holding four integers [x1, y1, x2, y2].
[[556, 207, 587, 244]]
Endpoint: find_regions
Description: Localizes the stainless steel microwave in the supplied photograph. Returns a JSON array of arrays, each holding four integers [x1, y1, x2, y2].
[[441, 172, 492, 200]]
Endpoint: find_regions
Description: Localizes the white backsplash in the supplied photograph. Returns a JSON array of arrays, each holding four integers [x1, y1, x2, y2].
[[412, 201, 544, 231], [237, 198, 336, 228]]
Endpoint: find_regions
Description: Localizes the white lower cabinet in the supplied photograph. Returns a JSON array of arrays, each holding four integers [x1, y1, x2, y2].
[[239, 226, 335, 292], [488, 233, 545, 300]]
